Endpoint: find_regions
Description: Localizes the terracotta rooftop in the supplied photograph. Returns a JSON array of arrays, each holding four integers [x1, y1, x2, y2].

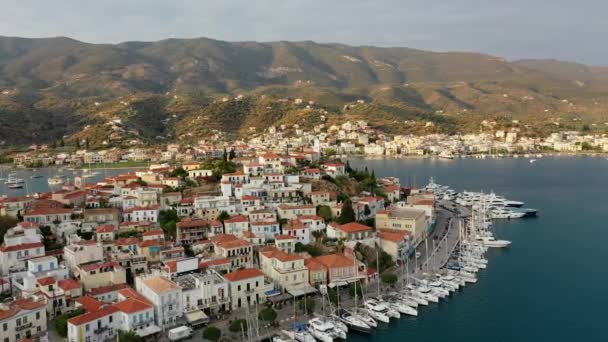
[[224, 268, 264, 282]]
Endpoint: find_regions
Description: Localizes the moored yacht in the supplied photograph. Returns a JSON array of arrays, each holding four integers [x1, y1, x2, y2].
[[333, 309, 372, 334], [308, 317, 344, 342]]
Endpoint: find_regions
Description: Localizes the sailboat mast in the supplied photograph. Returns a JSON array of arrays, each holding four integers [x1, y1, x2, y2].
[[376, 249, 380, 297]]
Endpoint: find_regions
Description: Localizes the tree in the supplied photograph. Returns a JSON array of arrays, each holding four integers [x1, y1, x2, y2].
[[159, 209, 179, 238], [348, 282, 364, 298], [299, 296, 316, 315], [222, 148, 228, 162], [75, 139, 80, 148], [0, 216, 18, 243], [229, 319, 248, 333], [59, 138, 65, 147], [134, 178, 147, 186], [53, 309, 85, 337], [85, 138, 90, 149], [345, 160, 353, 174], [217, 211, 231, 223], [316, 205, 332, 222], [169, 167, 188, 178], [228, 148, 236, 160], [380, 272, 398, 285], [118, 330, 143, 342], [203, 326, 221, 341], [258, 306, 278, 323], [311, 230, 324, 241], [337, 199, 356, 224], [363, 205, 371, 217]]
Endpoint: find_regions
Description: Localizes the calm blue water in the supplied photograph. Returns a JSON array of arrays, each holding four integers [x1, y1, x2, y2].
[[0, 167, 132, 196], [350, 156, 608, 342]]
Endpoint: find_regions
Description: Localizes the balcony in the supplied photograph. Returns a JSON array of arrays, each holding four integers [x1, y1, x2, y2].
[[132, 319, 155, 329], [15, 322, 33, 331], [94, 326, 109, 334]]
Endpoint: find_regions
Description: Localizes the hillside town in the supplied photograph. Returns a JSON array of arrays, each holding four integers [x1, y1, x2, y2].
[[5, 119, 608, 169], [0, 143, 448, 342]]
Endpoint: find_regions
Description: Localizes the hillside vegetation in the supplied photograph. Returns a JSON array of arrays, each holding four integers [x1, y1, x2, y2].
[[1, 36, 607, 146]]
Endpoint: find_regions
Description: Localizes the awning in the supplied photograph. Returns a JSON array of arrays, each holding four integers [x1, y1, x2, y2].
[[267, 293, 293, 303], [185, 310, 209, 325], [135, 324, 162, 337], [287, 285, 318, 297], [328, 280, 348, 287]]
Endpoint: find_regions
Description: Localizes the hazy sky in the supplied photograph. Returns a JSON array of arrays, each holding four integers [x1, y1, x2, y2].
[[0, 0, 605, 65]]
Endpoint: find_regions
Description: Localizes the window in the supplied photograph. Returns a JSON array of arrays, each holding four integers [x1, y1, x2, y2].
[[2, 323, 6, 331], [16, 318, 21, 326], [109, 315, 113, 323], [85, 337, 91, 342], [85, 324, 90, 332], [22, 316, 28, 323]]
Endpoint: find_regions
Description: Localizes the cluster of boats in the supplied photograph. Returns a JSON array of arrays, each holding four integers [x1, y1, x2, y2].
[[424, 178, 538, 219], [2, 172, 26, 189], [272, 270, 480, 342]]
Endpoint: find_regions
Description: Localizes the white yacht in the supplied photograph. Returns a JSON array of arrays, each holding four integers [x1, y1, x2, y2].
[[333, 309, 372, 334], [407, 284, 439, 303], [363, 299, 392, 323], [402, 291, 428, 306], [388, 299, 418, 317], [490, 208, 526, 219], [47, 176, 64, 186], [308, 318, 344, 342], [5, 173, 25, 185], [282, 329, 316, 342], [438, 150, 455, 159], [476, 235, 511, 248]]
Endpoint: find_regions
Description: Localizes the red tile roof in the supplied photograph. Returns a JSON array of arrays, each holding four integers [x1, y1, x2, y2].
[[224, 268, 264, 282], [24, 207, 72, 216], [379, 230, 410, 243], [143, 229, 163, 236], [68, 305, 118, 326], [76, 296, 104, 312], [58, 278, 81, 291], [0, 242, 44, 252], [36, 276, 56, 286], [224, 215, 248, 224], [96, 225, 114, 233], [87, 283, 130, 296], [315, 253, 355, 269], [275, 234, 294, 241], [335, 222, 372, 233], [113, 297, 152, 314]]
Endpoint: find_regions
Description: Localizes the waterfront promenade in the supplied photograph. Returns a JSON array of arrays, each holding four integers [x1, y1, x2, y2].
[[177, 202, 466, 341]]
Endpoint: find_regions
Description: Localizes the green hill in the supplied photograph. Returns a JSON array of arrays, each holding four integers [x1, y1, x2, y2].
[[1, 35, 608, 146]]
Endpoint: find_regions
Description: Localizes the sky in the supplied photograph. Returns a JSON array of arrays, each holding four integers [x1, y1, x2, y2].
[[0, 0, 605, 65]]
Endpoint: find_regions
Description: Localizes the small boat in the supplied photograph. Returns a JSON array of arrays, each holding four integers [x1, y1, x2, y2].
[[47, 176, 64, 185], [30, 174, 43, 179], [8, 184, 23, 189], [529, 159, 537, 163]]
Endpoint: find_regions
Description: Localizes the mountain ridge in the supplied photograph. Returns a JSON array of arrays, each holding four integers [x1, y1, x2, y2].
[[0, 35, 607, 147]]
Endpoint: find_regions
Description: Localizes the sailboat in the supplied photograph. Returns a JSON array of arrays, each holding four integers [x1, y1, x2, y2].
[[332, 271, 373, 333]]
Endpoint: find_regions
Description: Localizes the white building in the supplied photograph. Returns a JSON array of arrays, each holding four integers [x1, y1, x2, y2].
[[223, 268, 270, 311], [0, 298, 47, 342], [135, 275, 183, 328]]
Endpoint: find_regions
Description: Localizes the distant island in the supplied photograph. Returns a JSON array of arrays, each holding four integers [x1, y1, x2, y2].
[[1, 35, 608, 149]]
